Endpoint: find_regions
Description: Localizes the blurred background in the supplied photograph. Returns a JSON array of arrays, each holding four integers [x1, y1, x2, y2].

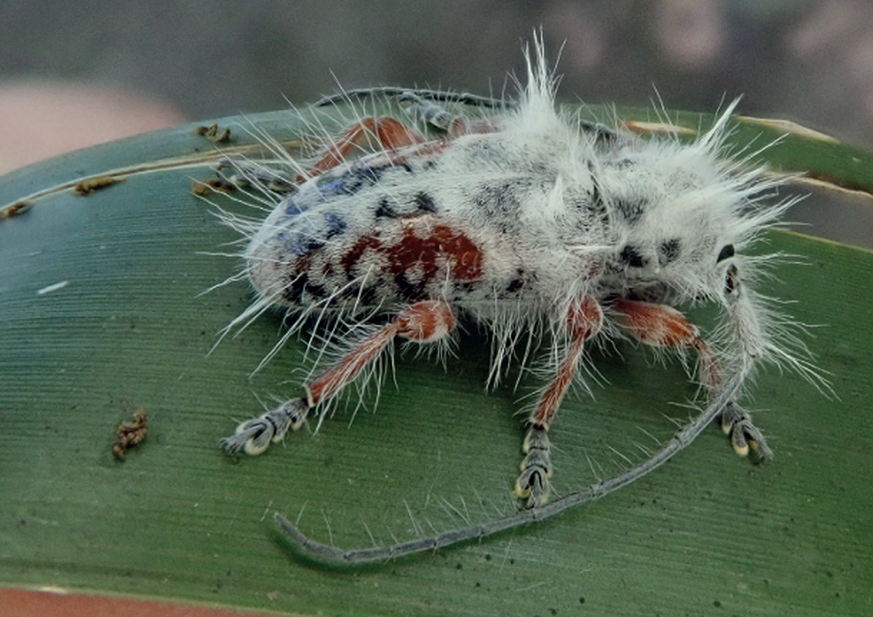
[[0, 0, 871, 245]]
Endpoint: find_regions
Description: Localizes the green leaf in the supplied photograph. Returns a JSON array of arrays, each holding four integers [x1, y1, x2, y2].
[[1, 106, 871, 616]]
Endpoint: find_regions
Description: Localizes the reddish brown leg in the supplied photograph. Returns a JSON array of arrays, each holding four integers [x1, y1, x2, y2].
[[305, 300, 456, 406], [300, 116, 427, 181], [611, 298, 720, 389], [515, 296, 603, 508], [446, 117, 504, 138], [223, 300, 457, 456], [611, 298, 772, 460], [299, 94, 508, 183]]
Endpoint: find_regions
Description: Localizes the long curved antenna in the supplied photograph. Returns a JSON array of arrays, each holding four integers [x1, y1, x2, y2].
[[275, 369, 746, 565], [315, 87, 512, 110]]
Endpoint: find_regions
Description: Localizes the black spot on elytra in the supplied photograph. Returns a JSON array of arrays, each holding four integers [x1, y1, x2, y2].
[[284, 271, 307, 302], [413, 191, 438, 213], [620, 245, 647, 268], [394, 273, 427, 302], [375, 197, 398, 218], [304, 282, 327, 300], [283, 271, 326, 303]]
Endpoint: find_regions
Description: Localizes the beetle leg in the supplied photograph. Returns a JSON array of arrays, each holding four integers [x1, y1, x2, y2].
[[515, 296, 603, 509], [300, 116, 427, 182], [611, 298, 772, 461], [222, 300, 456, 456], [300, 93, 505, 184], [399, 90, 504, 137]]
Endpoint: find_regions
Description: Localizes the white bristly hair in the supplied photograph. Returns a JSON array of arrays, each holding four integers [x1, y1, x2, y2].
[[205, 31, 827, 563]]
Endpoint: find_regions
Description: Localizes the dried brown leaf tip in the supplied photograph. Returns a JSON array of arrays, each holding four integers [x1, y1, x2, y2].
[[112, 409, 148, 458], [622, 119, 696, 136]]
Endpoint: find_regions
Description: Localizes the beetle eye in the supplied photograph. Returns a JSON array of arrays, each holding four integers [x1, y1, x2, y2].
[[716, 244, 735, 263]]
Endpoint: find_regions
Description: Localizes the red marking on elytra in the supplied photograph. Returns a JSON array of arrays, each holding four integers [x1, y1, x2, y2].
[[341, 215, 484, 284]]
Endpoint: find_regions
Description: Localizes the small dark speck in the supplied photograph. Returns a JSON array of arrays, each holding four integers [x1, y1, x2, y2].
[[579, 597, 585, 605], [549, 608, 558, 616], [484, 553, 492, 561], [713, 600, 722, 608], [456, 563, 463, 570], [475, 581, 481, 588]]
